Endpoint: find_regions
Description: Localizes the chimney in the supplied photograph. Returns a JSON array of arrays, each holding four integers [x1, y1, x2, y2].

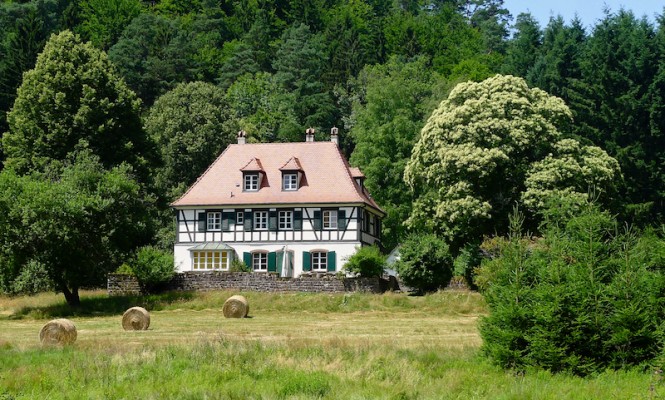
[[305, 127, 315, 142], [237, 130, 246, 144], [330, 127, 339, 145]]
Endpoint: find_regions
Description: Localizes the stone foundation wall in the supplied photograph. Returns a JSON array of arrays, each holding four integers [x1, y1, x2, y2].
[[107, 272, 387, 295]]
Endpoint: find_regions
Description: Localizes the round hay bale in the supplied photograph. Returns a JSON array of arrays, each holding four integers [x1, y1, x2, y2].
[[39, 318, 77, 346], [122, 306, 151, 331], [223, 295, 249, 318]]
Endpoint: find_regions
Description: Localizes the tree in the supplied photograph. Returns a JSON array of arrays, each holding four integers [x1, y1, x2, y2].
[[501, 12, 541, 77], [77, 0, 142, 50], [108, 13, 189, 106], [394, 233, 453, 293], [478, 205, 665, 375], [344, 245, 386, 278], [349, 56, 443, 250], [273, 23, 334, 129], [3, 30, 150, 179], [144, 81, 238, 200], [0, 153, 153, 306], [226, 72, 300, 143], [404, 75, 620, 249], [580, 10, 661, 223]]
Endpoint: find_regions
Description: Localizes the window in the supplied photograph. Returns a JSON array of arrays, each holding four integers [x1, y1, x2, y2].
[[192, 251, 229, 270], [244, 173, 259, 191], [283, 173, 298, 190], [236, 211, 244, 225], [207, 212, 221, 231], [279, 210, 293, 230], [254, 211, 268, 230], [323, 210, 338, 229], [311, 251, 327, 271], [253, 252, 267, 271]]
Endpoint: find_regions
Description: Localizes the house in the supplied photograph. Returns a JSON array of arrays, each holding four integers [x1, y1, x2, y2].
[[171, 128, 384, 277]]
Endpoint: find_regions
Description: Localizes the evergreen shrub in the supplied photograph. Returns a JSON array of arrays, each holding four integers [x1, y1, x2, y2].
[[394, 233, 453, 293], [478, 205, 665, 375], [344, 246, 386, 277]]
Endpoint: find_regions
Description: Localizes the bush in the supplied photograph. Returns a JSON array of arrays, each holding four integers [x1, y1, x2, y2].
[[9, 260, 53, 295], [344, 246, 386, 277], [229, 258, 251, 272], [394, 233, 453, 293], [131, 246, 175, 292], [478, 205, 665, 375]]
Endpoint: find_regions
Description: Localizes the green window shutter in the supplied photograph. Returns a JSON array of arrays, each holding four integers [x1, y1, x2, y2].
[[243, 252, 252, 269], [269, 211, 278, 231], [294, 210, 302, 230], [198, 212, 206, 232], [244, 211, 252, 231], [268, 252, 277, 272], [337, 210, 347, 230], [222, 212, 234, 231], [327, 251, 336, 272], [276, 252, 284, 274], [313, 210, 322, 230], [302, 251, 311, 271]]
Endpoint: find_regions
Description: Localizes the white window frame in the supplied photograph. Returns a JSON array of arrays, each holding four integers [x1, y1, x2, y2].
[[236, 211, 244, 225], [283, 173, 298, 191], [323, 210, 338, 230], [207, 212, 221, 231], [311, 251, 327, 271], [279, 210, 293, 230], [253, 252, 268, 271], [254, 211, 268, 230], [244, 173, 259, 191], [192, 250, 229, 270]]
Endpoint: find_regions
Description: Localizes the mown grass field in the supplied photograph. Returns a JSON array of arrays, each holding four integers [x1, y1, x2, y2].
[[0, 290, 663, 399]]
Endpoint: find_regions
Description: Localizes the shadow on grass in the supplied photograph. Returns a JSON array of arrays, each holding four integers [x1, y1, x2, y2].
[[4, 291, 197, 320]]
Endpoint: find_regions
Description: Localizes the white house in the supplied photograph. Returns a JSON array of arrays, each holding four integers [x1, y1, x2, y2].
[[171, 128, 384, 276]]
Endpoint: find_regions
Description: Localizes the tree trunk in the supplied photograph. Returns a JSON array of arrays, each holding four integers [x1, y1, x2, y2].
[[61, 284, 80, 307]]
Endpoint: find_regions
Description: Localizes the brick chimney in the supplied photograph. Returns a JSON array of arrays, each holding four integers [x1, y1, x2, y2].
[[330, 127, 339, 145], [305, 127, 315, 142], [237, 130, 246, 144]]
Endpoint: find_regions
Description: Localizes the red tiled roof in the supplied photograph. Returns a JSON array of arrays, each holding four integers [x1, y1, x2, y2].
[[240, 157, 264, 171], [172, 142, 383, 213], [349, 167, 365, 178], [279, 156, 303, 171]]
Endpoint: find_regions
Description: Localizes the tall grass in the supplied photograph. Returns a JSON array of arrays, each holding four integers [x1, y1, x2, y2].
[[0, 290, 662, 399]]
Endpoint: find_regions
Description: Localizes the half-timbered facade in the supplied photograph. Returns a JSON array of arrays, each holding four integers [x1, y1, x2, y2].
[[171, 129, 384, 276]]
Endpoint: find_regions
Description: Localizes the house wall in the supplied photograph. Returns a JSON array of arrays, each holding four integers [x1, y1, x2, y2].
[[173, 205, 382, 275]]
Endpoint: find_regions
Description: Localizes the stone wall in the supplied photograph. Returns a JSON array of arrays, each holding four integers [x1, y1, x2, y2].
[[107, 272, 388, 295]]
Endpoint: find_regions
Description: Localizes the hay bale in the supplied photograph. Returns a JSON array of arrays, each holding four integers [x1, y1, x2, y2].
[[39, 318, 77, 346], [223, 295, 249, 318], [122, 306, 151, 330]]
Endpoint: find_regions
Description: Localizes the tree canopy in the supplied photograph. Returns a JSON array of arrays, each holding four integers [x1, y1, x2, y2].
[[3, 30, 150, 178], [404, 74, 620, 248]]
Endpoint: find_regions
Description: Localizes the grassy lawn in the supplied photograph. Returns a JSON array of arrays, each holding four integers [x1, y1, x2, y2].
[[0, 290, 663, 399]]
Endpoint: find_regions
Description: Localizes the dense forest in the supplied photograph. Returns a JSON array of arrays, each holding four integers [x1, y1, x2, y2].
[[0, 0, 663, 294]]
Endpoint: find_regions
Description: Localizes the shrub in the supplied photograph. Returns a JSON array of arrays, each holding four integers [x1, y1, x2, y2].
[[394, 233, 453, 293], [478, 205, 665, 375], [9, 260, 53, 295], [229, 258, 251, 272], [344, 246, 386, 277], [131, 246, 175, 292]]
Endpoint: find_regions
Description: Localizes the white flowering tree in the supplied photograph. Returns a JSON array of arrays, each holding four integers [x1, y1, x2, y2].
[[404, 74, 620, 247]]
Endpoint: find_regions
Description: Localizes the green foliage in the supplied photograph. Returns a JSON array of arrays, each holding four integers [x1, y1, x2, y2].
[[5, 261, 53, 295], [478, 204, 665, 375], [130, 246, 175, 291], [3, 30, 150, 179], [77, 0, 142, 49], [394, 233, 453, 293], [0, 153, 153, 306], [144, 81, 237, 200], [349, 56, 445, 250], [229, 258, 251, 273], [404, 74, 620, 249], [343, 246, 386, 278]]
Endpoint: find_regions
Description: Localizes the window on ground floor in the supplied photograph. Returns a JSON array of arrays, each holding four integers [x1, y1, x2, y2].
[[192, 250, 229, 270], [311, 251, 328, 271], [253, 252, 268, 271]]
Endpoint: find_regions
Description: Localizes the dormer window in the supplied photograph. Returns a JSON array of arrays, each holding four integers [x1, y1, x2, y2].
[[244, 173, 259, 191], [283, 173, 298, 191]]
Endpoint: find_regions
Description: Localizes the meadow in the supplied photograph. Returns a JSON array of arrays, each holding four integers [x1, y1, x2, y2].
[[0, 290, 662, 399]]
